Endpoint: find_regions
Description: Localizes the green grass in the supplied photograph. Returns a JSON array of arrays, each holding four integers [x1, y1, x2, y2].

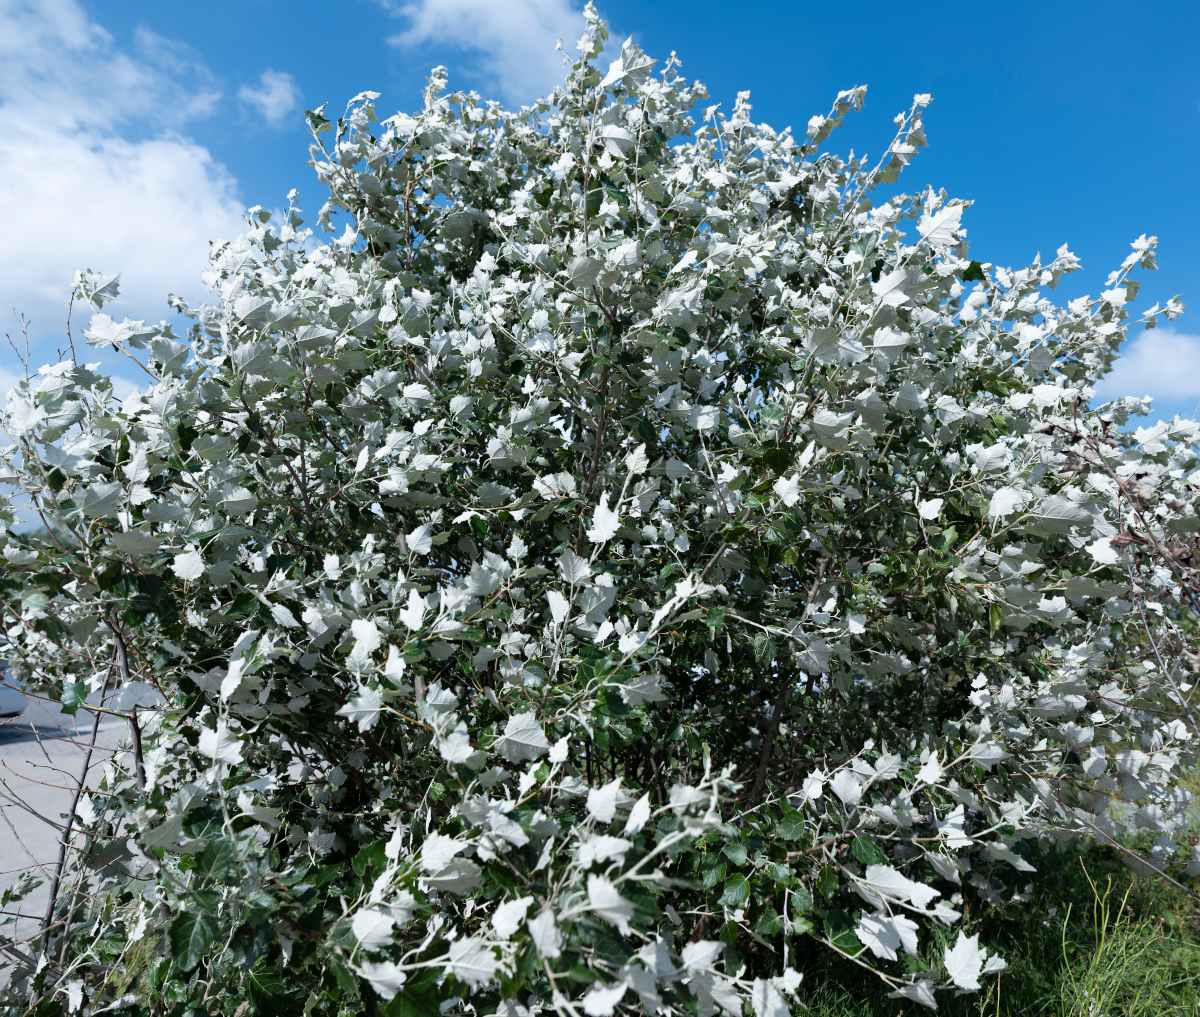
[[796, 846, 1200, 1015], [1051, 866, 1198, 1017]]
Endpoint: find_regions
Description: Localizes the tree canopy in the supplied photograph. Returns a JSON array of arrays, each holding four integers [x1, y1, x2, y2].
[[2, 7, 1197, 1014]]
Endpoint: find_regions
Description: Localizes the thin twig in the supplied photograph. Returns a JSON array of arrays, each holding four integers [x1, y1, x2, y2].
[[107, 617, 146, 789], [41, 651, 116, 946], [64, 291, 78, 368], [0, 777, 68, 832]]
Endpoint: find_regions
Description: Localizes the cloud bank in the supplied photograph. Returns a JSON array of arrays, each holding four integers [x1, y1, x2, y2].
[[1093, 329, 1200, 415], [0, 0, 246, 352], [382, 0, 587, 102]]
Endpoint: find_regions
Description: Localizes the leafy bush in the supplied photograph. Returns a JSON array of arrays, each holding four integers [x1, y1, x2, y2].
[[2, 5, 1198, 1013]]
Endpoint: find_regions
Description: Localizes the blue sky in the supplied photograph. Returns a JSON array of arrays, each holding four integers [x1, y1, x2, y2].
[[1, 0, 1197, 418]]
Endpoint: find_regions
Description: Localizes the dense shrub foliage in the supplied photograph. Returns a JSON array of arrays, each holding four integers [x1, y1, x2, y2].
[[2, 7, 1198, 1013]]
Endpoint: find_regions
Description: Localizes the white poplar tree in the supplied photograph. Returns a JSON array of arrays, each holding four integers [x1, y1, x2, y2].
[[2, 7, 1196, 1013]]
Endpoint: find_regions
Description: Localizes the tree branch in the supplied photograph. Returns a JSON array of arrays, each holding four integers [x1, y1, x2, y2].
[[41, 649, 116, 947]]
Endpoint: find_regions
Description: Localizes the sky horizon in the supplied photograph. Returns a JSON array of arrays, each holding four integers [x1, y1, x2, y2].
[[1, 0, 1197, 421]]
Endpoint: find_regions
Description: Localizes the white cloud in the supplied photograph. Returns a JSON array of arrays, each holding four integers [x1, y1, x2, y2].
[[239, 69, 301, 128], [0, 5, 222, 134], [382, 0, 586, 101], [1093, 330, 1200, 409], [0, 0, 245, 350], [1, 130, 244, 332]]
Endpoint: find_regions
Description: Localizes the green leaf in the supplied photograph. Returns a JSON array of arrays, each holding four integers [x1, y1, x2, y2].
[[169, 910, 217, 972], [305, 106, 331, 135], [562, 964, 601, 985], [176, 422, 198, 453], [328, 955, 358, 998], [752, 634, 775, 664], [248, 962, 293, 1003], [960, 260, 986, 282], [790, 915, 815, 936], [383, 978, 442, 1017], [759, 444, 793, 475], [776, 806, 805, 841], [722, 841, 748, 866], [226, 591, 259, 620], [763, 861, 793, 885], [791, 885, 814, 916], [60, 680, 87, 716], [96, 562, 124, 592], [195, 836, 238, 881], [822, 909, 863, 955], [352, 839, 387, 879], [850, 836, 886, 866], [603, 182, 630, 208], [755, 911, 783, 936], [719, 875, 750, 907], [20, 588, 51, 612]]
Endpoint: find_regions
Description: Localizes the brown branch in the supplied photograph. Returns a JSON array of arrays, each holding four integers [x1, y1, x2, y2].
[[107, 616, 147, 789]]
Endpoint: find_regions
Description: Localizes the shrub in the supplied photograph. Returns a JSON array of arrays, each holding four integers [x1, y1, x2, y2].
[[2, 6, 1197, 1013]]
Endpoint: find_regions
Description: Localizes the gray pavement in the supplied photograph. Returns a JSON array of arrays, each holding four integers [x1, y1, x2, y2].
[[0, 696, 124, 979]]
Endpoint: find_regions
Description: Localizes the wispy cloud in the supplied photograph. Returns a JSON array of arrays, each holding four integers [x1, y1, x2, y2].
[[0, 0, 245, 350], [1094, 329, 1200, 415], [0, 4, 221, 133], [381, 0, 587, 102], [239, 69, 301, 128]]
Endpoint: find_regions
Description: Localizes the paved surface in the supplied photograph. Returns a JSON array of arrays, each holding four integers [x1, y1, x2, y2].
[[0, 696, 124, 980]]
